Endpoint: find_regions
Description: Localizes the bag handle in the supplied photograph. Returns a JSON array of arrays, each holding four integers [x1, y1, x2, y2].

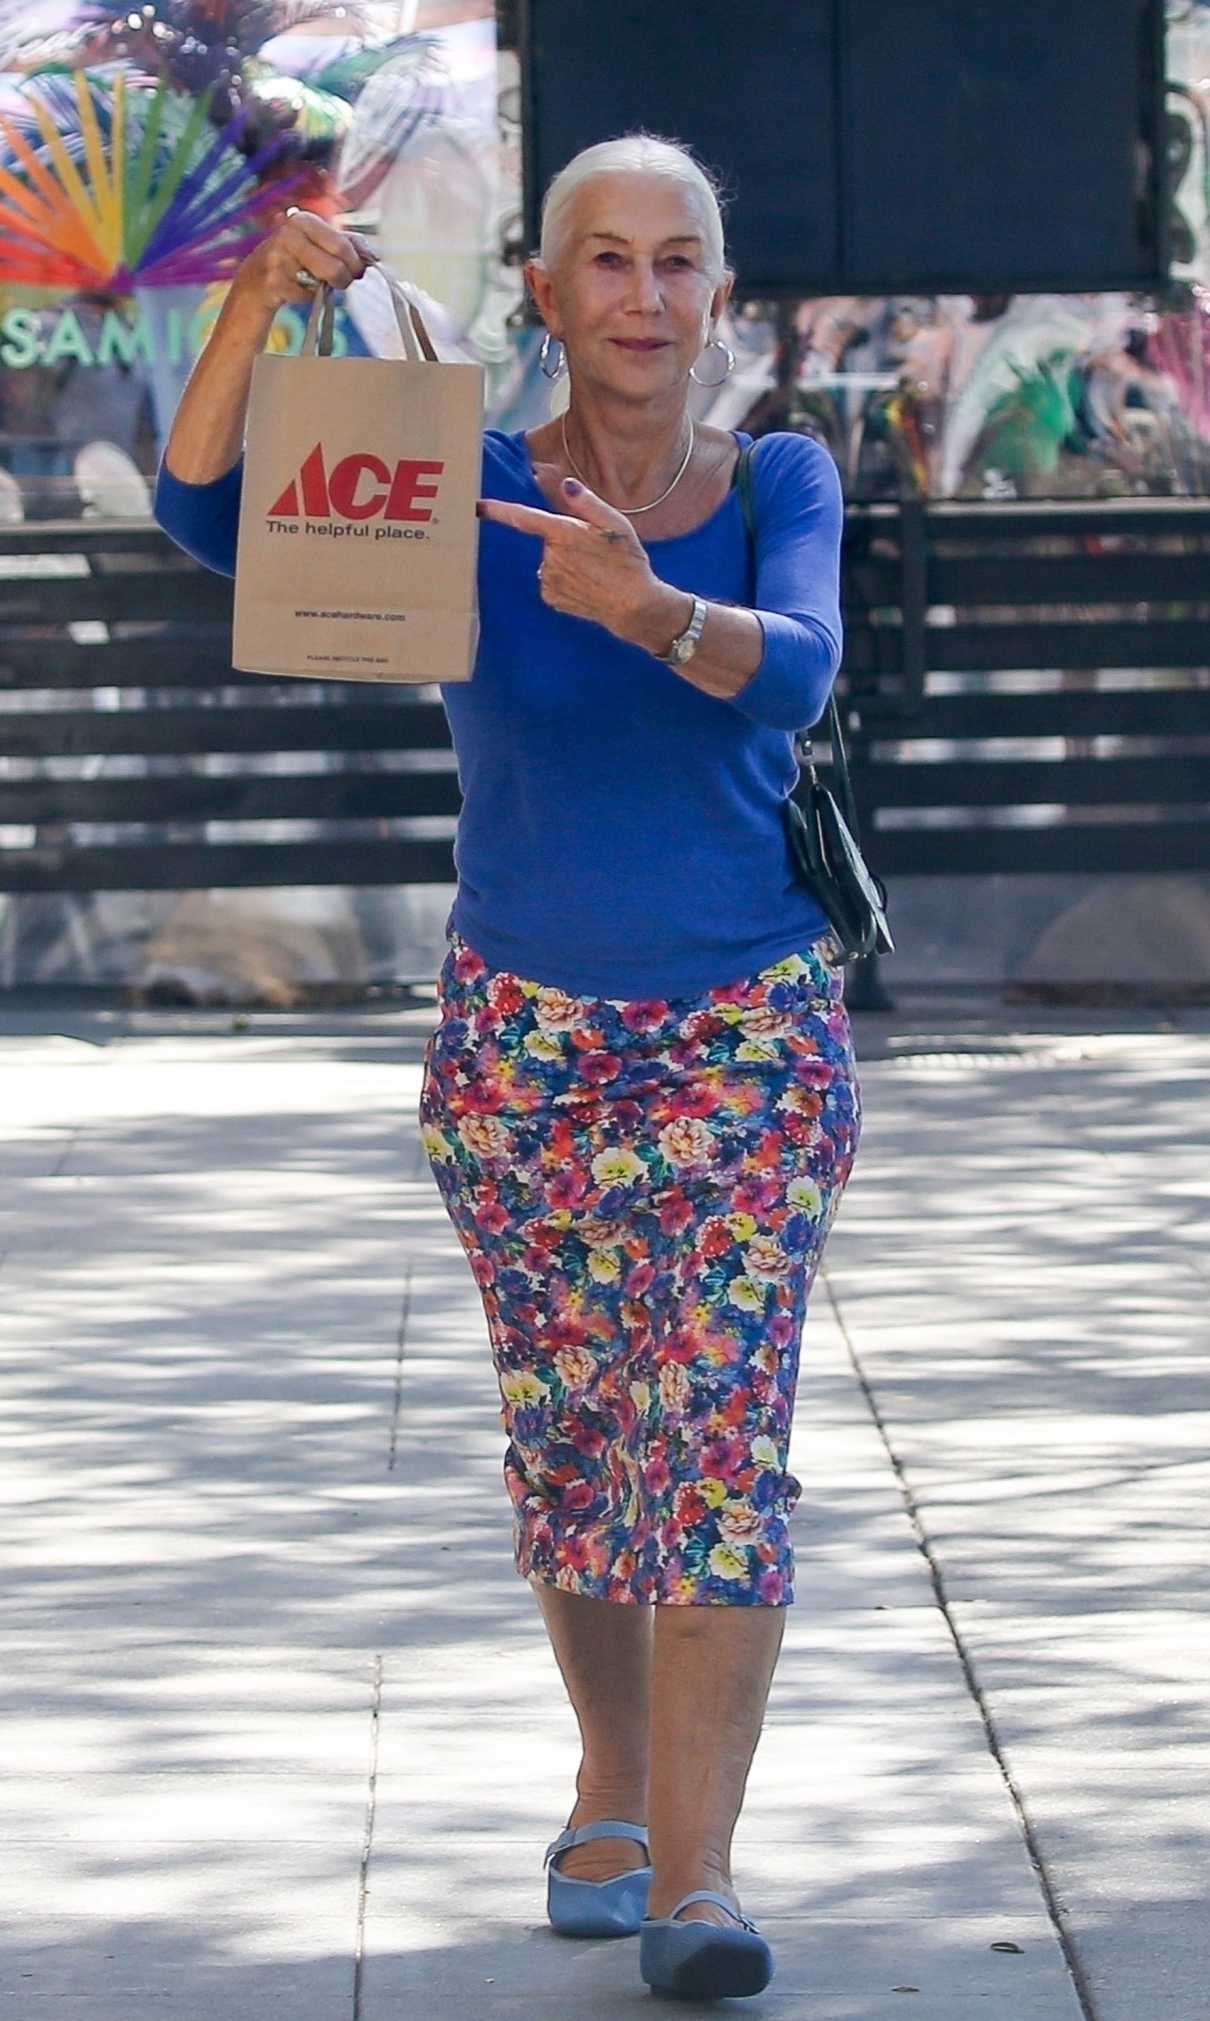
[[734, 438, 863, 846], [299, 263, 440, 365]]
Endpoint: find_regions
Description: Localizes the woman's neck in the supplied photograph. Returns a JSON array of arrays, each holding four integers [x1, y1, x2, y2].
[[559, 401, 695, 510]]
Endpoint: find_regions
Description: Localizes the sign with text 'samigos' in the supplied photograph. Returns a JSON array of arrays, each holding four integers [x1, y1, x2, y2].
[[233, 269, 482, 683]]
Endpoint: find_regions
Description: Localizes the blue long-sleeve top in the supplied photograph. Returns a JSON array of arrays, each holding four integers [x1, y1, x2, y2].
[[153, 425, 844, 1000]]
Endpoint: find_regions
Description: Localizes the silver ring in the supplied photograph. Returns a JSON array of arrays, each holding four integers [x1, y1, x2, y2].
[[295, 268, 319, 290]]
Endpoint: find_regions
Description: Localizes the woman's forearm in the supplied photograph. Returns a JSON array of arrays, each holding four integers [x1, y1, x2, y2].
[[624, 578, 840, 731], [622, 581, 764, 699], [162, 286, 276, 484]]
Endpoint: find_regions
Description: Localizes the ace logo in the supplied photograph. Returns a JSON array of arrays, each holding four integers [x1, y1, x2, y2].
[[267, 443, 445, 523]]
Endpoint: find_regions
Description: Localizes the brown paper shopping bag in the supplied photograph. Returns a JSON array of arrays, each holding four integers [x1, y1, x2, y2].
[[232, 270, 483, 683]]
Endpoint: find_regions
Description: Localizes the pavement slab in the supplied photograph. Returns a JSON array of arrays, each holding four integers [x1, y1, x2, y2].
[[2, 994, 1206, 2016]]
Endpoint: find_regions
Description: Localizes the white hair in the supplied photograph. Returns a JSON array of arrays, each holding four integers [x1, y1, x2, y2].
[[538, 131, 732, 285]]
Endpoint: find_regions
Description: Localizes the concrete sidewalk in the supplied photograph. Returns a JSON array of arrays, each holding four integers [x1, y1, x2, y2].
[[3, 984, 1208, 2018]]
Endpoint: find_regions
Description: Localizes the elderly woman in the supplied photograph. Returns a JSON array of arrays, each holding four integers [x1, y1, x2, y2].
[[154, 131, 862, 2004]]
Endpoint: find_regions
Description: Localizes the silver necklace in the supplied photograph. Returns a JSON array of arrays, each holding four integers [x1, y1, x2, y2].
[[560, 411, 695, 515]]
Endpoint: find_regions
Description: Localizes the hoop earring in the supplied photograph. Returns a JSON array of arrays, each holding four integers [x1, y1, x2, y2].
[[688, 334, 736, 387], [539, 330, 566, 379]]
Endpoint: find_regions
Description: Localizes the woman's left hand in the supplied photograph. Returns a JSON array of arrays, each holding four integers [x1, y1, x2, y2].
[[476, 470, 665, 644]]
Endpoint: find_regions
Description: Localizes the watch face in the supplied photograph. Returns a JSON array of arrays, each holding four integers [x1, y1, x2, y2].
[[666, 598, 704, 663]]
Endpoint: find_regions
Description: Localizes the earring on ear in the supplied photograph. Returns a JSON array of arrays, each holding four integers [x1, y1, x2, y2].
[[689, 330, 736, 386], [539, 330, 566, 379]]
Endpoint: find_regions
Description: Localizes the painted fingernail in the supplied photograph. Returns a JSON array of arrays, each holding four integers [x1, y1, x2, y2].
[[563, 477, 582, 494]]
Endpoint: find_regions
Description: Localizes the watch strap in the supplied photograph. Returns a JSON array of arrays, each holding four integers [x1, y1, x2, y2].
[[657, 592, 708, 663]]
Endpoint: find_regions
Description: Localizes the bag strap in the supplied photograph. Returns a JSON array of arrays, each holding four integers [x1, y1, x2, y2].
[[299, 267, 440, 364], [733, 438, 862, 843]]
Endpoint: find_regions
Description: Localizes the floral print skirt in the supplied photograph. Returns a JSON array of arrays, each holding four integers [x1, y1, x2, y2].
[[418, 918, 863, 1606]]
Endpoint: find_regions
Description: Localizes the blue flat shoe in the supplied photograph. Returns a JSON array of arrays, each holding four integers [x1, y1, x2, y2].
[[639, 1889, 775, 1999], [544, 1818, 653, 1938]]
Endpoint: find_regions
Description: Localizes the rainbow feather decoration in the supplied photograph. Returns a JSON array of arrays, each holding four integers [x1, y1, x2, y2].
[[0, 67, 312, 287]]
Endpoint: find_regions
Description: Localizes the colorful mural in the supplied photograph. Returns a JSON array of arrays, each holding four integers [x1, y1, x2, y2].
[[1, 0, 1208, 514]]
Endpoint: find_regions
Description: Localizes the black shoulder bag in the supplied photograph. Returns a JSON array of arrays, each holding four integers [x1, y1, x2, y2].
[[734, 439, 894, 963]]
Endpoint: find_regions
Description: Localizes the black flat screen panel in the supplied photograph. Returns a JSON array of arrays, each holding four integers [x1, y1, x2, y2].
[[841, 0, 1165, 292], [520, 0, 837, 290], [518, 0, 1167, 298]]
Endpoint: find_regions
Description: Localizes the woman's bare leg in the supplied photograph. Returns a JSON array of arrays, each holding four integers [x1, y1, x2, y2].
[[645, 1602, 787, 1927], [529, 1578, 654, 1881], [529, 1576, 786, 1917]]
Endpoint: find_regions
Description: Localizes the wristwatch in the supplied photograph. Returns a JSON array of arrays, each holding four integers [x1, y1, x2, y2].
[[655, 593, 708, 666]]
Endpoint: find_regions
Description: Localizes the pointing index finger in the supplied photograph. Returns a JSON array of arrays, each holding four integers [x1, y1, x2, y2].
[[476, 498, 579, 535]]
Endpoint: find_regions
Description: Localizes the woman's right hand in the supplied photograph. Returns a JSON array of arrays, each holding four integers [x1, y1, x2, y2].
[[162, 207, 385, 488], [228, 207, 381, 317]]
